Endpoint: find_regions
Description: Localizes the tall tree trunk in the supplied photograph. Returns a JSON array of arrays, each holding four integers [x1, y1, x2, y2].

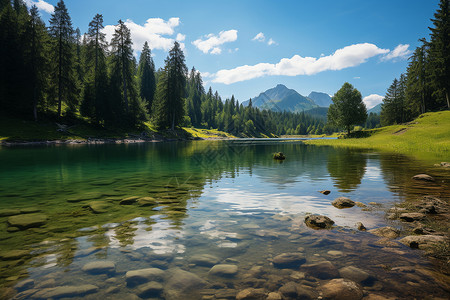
[[121, 34, 128, 114], [446, 90, 449, 109]]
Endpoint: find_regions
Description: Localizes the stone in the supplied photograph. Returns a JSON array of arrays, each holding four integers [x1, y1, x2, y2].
[[278, 282, 316, 299], [137, 197, 156, 207], [332, 197, 355, 209], [301, 261, 339, 279], [0, 250, 30, 260], [272, 252, 306, 269], [125, 268, 165, 287], [321, 278, 363, 300], [339, 266, 372, 284], [209, 264, 238, 277], [7, 214, 47, 229], [190, 254, 220, 267], [327, 250, 344, 256], [137, 281, 163, 298], [15, 279, 34, 291], [164, 268, 206, 300], [267, 292, 282, 300], [368, 227, 400, 239], [86, 201, 110, 214], [399, 213, 426, 222], [0, 209, 21, 217], [356, 222, 366, 231], [355, 202, 367, 208], [319, 190, 331, 195], [81, 261, 116, 274], [120, 196, 139, 205], [399, 235, 445, 249], [235, 288, 266, 300], [304, 215, 334, 229], [278, 282, 298, 298], [31, 284, 98, 299], [20, 208, 41, 214], [412, 174, 435, 182]]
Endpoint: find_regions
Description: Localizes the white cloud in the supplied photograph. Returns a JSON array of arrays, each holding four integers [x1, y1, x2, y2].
[[192, 30, 238, 54], [212, 43, 389, 84], [103, 18, 185, 54], [252, 32, 265, 42], [381, 44, 412, 61], [176, 33, 186, 41], [363, 94, 384, 109], [268, 38, 276, 46], [24, 0, 54, 13], [353, 76, 361, 79]]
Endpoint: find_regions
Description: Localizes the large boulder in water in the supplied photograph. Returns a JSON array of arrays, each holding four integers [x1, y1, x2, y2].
[[332, 197, 355, 209], [163, 268, 206, 300], [272, 252, 306, 269], [7, 214, 47, 229], [82, 261, 116, 274], [304, 215, 335, 229], [125, 268, 165, 287], [32, 284, 98, 299], [321, 278, 363, 300], [412, 174, 435, 182], [209, 264, 238, 277]]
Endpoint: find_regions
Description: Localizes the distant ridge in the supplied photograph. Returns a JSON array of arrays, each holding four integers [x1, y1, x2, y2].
[[368, 103, 382, 115], [307, 92, 332, 107]]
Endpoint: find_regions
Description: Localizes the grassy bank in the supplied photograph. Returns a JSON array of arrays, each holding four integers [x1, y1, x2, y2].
[[304, 111, 450, 162]]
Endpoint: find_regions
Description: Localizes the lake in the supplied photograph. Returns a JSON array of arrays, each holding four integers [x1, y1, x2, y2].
[[0, 140, 448, 299]]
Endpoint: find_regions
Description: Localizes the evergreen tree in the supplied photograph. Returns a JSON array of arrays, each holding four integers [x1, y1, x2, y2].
[[327, 82, 367, 134], [381, 77, 405, 125], [153, 42, 187, 129], [81, 13, 109, 123], [25, 5, 49, 121], [48, 0, 77, 117], [137, 41, 156, 113], [428, 0, 450, 109]]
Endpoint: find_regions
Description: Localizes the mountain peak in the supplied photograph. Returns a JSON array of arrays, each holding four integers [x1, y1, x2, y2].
[[275, 84, 288, 89]]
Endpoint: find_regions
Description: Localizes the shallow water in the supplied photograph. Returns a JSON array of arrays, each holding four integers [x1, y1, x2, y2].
[[0, 140, 448, 299]]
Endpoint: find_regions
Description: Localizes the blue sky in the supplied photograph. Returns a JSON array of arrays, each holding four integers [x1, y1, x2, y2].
[[27, 0, 439, 108]]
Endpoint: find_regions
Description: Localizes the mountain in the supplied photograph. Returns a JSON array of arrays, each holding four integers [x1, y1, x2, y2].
[[368, 103, 382, 115], [307, 92, 333, 107], [242, 84, 318, 113]]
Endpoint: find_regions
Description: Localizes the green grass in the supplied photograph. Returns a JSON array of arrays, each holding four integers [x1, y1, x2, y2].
[[304, 111, 450, 162], [182, 127, 236, 139]]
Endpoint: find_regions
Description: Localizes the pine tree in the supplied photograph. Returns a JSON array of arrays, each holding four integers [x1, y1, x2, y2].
[[381, 78, 402, 125], [152, 41, 187, 130], [25, 5, 49, 121], [48, 0, 77, 117], [81, 13, 109, 123], [428, 0, 450, 109], [137, 41, 156, 113], [327, 82, 367, 134]]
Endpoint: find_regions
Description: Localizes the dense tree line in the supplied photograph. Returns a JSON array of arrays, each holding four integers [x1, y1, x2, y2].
[[381, 0, 449, 125], [0, 0, 334, 136]]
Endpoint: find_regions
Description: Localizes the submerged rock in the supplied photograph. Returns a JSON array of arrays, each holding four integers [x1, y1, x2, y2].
[[125, 268, 165, 287], [368, 227, 400, 239], [272, 252, 306, 269], [301, 261, 339, 279], [0, 209, 21, 217], [7, 214, 47, 229], [209, 264, 238, 277], [190, 254, 220, 267], [339, 266, 372, 284], [236, 288, 267, 300], [304, 215, 335, 229], [321, 278, 363, 300], [120, 196, 139, 205], [86, 201, 110, 214], [332, 197, 355, 209], [136, 281, 163, 298], [31, 284, 98, 299], [164, 268, 206, 300], [412, 174, 435, 182], [0, 249, 30, 260], [137, 197, 156, 207], [399, 235, 445, 249], [82, 261, 116, 274]]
